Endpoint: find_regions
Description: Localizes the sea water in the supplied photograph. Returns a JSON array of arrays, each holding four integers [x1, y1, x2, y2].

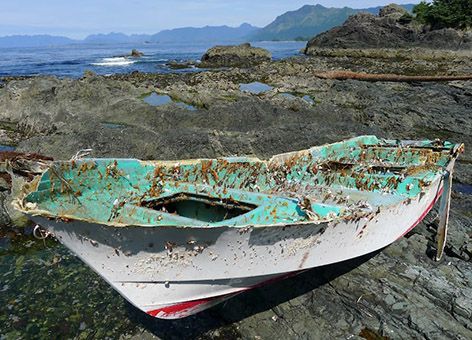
[[0, 41, 306, 78]]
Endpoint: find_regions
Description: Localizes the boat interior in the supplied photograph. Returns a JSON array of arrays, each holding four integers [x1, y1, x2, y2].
[[23, 136, 460, 227]]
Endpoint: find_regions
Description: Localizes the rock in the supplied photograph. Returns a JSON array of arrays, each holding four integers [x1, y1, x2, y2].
[[422, 28, 472, 50], [130, 49, 144, 58], [200, 43, 271, 68], [304, 5, 472, 52], [82, 70, 97, 78], [305, 12, 418, 50], [379, 3, 409, 20], [166, 60, 197, 70]]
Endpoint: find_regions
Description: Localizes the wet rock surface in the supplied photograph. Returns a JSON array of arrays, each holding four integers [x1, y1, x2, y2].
[[0, 49, 471, 339], [200, 43, 271, 68], [305, 6, 472, 52]]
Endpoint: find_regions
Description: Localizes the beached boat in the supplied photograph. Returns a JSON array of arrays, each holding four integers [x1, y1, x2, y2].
[[15, 136, 463, 319]]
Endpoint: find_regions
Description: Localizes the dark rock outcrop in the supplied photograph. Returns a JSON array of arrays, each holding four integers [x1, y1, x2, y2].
[[166, 60, 197, 70], [200, 43, 271, 68], [130, 49, 144, 58], [305, 5, 472, 52]]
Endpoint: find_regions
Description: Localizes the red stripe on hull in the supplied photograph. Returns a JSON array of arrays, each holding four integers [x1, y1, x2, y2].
[[397, 187, 443, 240], [147, 297, 214, 318], [146, 271, 303, 319]]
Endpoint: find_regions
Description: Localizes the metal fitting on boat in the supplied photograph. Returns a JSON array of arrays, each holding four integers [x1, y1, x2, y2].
[[32, 224, 53, 240]]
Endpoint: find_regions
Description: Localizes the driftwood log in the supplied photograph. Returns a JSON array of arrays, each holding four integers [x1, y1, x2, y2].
[[314, 71, 472, 82]]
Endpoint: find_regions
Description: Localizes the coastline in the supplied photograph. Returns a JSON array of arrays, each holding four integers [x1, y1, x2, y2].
[[1, 46, 471, 339]]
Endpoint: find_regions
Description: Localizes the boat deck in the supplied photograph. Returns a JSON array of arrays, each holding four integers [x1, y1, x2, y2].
[[23, 136, 461, 228]]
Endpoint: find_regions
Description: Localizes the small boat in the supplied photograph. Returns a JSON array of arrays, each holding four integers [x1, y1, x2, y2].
[[15, 136, 463, 319]]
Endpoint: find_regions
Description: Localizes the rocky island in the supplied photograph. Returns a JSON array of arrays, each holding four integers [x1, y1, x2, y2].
[[0, 3, 471, 340]]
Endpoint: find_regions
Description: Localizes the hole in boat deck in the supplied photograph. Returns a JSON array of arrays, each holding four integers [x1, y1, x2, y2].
[[143, 92, 197, 111], [239, 82, 273, 94], [141, 193, 257, 223]]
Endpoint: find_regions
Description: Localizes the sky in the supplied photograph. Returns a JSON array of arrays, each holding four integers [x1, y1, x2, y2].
[[0, 1, 420, 38]]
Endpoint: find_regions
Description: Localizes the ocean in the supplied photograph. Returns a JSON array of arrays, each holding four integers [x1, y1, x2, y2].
[[0, 41, 306, 78]]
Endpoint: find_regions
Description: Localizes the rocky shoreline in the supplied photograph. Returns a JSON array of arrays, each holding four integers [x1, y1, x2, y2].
[[1, 14, 472, 338], [305, 4, 472, 51]]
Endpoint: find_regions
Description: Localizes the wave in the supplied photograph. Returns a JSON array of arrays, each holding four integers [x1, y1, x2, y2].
[[91, 57, 136, 67], [35, 60, 83, 67]]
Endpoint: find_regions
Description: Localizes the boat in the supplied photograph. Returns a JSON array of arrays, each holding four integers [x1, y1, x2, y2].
[[15, 136, 463, 319]]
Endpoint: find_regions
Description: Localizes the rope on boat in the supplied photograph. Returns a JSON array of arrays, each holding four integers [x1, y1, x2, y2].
[[435, 169, 453, 261], [70, 149, 93, 161]]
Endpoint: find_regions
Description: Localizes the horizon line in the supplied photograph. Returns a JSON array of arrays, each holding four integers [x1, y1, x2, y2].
[[0, 22, 260, 40]]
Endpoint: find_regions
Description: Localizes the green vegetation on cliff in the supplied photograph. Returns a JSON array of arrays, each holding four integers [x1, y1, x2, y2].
[[248, 5, 358, 41], [413, 0, 472, 29]]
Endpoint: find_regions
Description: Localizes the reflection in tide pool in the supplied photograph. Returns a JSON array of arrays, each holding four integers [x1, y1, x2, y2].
[[101, 122, 127, 129], [0, 145, 16, 152], [302, 95, 315, 105], [239, 82, 273, 94], [280, 93, 297, 100], [143, 93, 197, 111], [175, 102, 197, 111], [278, 93, 315, 105], [143, 93, 173, 106], [453, 183, 472, 195]]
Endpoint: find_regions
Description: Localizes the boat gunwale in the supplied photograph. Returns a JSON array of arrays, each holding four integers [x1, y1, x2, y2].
[[14, 136, 464, 229]]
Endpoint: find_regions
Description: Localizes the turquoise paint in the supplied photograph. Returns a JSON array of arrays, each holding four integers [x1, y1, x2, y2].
[[25, 136, 461, 228]]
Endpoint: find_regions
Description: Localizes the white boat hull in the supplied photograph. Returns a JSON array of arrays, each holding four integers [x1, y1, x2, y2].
[[32, 175, 443, 319]]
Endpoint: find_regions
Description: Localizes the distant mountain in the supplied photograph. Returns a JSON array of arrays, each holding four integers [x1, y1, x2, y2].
[[83, 32, 152, 44], [0, 4, 418, 47], [0, 24, 260, 47], [0, 34, 77, 48], [150, 23, 259, 42], [248, 4, 415, 41]]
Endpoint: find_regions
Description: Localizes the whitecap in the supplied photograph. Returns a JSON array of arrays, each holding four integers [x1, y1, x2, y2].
[[92, 57, 135, 67]]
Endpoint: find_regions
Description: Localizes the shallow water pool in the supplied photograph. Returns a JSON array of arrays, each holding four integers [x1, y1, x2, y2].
[[143, 93, 197, 111], [239, 82, 273, 94]]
